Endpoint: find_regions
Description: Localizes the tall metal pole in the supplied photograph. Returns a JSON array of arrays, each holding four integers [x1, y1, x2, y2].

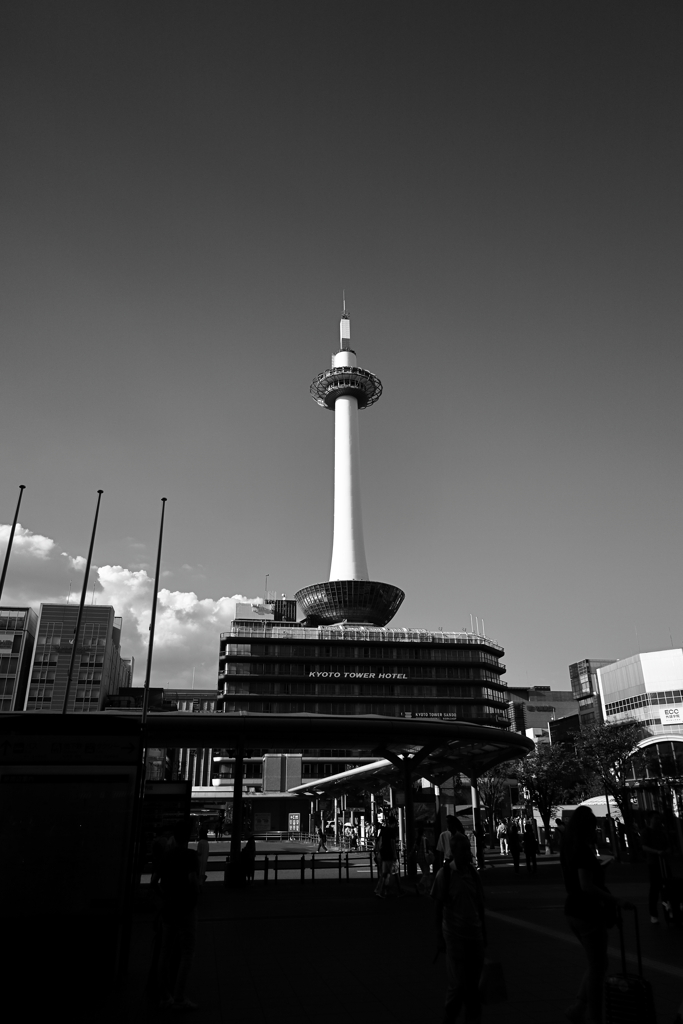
[[141, 498, 167, 725], [61, 490, 103, 714], [0, 485, 26, 601]]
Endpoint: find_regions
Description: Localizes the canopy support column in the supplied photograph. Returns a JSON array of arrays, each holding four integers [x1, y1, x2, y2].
[[403, 760, 416, 879], [470, 774, 484, 870], [228, 740, 245, 884]]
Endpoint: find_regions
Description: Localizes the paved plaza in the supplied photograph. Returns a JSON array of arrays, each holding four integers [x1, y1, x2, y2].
[[96, 856, 683, 1024]]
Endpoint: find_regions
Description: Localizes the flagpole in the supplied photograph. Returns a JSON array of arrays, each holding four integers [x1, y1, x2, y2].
[[141, 498, 167, 725], [61, 490, 103, 714], [0, 485, 26, 601]]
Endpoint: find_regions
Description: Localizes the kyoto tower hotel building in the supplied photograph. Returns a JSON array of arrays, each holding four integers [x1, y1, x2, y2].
[[218, 309, 510, 745]]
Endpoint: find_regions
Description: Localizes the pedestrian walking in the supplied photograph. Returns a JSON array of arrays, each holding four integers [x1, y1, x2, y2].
[[508, 821, 521, 873], [158, 822, 200, 1011], [412, 823, 433, 894], [241, 834, 256, 882], [432, 831, 486, 1023], [523, 822, 538, 873], [375, 813, 398, 898], [640, 812, 669, 924], [496, 819, 508, 856], [196, 826, 210, 885], [437, 814, 465, 868], [560, 806, 631, 1024], [316, 825, 328, 852]]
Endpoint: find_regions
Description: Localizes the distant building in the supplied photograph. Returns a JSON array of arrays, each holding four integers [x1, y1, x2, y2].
[[549, 713, 581, 747], [0, 606, 38, 711], [597, 650, 683, 737], [24, 604, 132, 712], [596, 651, 683, 825], [569, 658, 616, 729], [507, 686, 579, 734], [105, 685, 219, 784]]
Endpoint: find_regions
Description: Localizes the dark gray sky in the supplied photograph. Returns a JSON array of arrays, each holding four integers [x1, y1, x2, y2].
[[2, 2, 682, 689]]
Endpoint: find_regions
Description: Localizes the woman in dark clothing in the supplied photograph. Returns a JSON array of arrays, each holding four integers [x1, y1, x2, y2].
[[240, 835, 256, 882], [508, 821, 521, 873], [523, 822, 537, 873], [561, 806, 630, 1024]]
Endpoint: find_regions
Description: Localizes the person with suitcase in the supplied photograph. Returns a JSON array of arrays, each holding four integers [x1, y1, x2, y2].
[[640, 812, 670, 924], [604, 907, 657, 1023], [560, 806, 631, 1024]]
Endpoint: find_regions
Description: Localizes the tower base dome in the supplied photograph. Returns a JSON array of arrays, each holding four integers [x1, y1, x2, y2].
[[295, 580, 405, 627]]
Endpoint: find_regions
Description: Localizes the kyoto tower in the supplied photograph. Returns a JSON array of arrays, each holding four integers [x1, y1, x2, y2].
[[295, 305, 405, 626]]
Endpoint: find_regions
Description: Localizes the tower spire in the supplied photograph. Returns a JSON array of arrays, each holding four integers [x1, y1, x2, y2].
[[340, 292, 350, 350], [295, 309, 404, 627]]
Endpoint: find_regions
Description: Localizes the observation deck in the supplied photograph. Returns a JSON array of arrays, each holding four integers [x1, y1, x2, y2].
[[295, 580, 405, 627], [310, 365, 382, 410]]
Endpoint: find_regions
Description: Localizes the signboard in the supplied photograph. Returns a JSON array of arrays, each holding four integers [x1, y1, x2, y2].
[[662, 707, 681, 723], [288, 812, 301, 832], [253, 811, 271, 832]]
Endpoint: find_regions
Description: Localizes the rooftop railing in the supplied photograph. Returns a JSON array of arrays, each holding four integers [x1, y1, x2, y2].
[[221, 623, 503, 652]]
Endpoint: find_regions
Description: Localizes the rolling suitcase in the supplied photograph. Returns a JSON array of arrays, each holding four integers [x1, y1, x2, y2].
[[660, 856, 683, 927], [604, 906, 657, 1024]]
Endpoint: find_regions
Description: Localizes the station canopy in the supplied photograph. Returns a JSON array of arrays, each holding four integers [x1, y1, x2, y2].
[[0, 711, 533, 786]]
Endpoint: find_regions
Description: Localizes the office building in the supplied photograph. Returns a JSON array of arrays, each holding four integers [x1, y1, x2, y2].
[[24, 604, 132, 712], [507, 686, 580, 735], [597, 650, 683, 822], [0, 606, 38, 711], [569, 658, 616, 728], [597, 650, 683, 736]]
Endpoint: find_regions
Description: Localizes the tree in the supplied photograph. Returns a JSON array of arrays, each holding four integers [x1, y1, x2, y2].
[[477, 760, 519, 845], [516, 744, 583, 850], [575, 720, 647, 850]]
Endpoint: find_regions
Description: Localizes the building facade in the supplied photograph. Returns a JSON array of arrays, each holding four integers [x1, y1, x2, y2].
[[597, 651, 683, 836], [0, 606, 38, 711], [24, 604, 132, 712], [597, 650, 683, 737], [507, 686, 580, 738], [219, 620, 509, 725], [569, 658, 616, 728]]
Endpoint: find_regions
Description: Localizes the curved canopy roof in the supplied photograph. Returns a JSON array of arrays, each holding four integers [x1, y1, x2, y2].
[[0, 711, 533, 783]]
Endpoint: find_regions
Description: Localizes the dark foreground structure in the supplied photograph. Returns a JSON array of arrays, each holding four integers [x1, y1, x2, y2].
[[0, 710, 531, 1005]]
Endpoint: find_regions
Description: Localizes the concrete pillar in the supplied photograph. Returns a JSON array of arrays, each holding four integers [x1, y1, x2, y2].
[[404, 763, 417, 880], [228, 741, 245, 883], [334, 796, 339, 843], [471, 776, 484, 870]]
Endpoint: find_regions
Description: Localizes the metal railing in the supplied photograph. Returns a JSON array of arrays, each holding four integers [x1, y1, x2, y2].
[[216, 849, 379, 884], [221, 625, 503, 650]]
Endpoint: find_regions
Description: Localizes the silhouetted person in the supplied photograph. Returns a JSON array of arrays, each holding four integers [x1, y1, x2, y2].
[[158, 822, 200, 1010], [375, 814, 398, 898], [433, 831, 486, 1023], [641, 812, 669, 923], [436, 814, 465, 867], [241, 835, 256, 881], [561, 806, 631, 1024], [196, 827, 210, 885], [316, 825, 327, 852], [147, 829, 174, 996], [508, 821, 521, 873], [523, 822, 537, 872]]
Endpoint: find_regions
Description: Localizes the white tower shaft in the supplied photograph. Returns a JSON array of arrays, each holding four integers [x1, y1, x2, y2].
[[329, 391, 369, 581]]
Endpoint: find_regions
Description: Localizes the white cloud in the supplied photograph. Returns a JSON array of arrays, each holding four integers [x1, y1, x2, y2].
[[1, 522, 259, 689], [0, 523, 54, 559], [62, 553, 87, 571]]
